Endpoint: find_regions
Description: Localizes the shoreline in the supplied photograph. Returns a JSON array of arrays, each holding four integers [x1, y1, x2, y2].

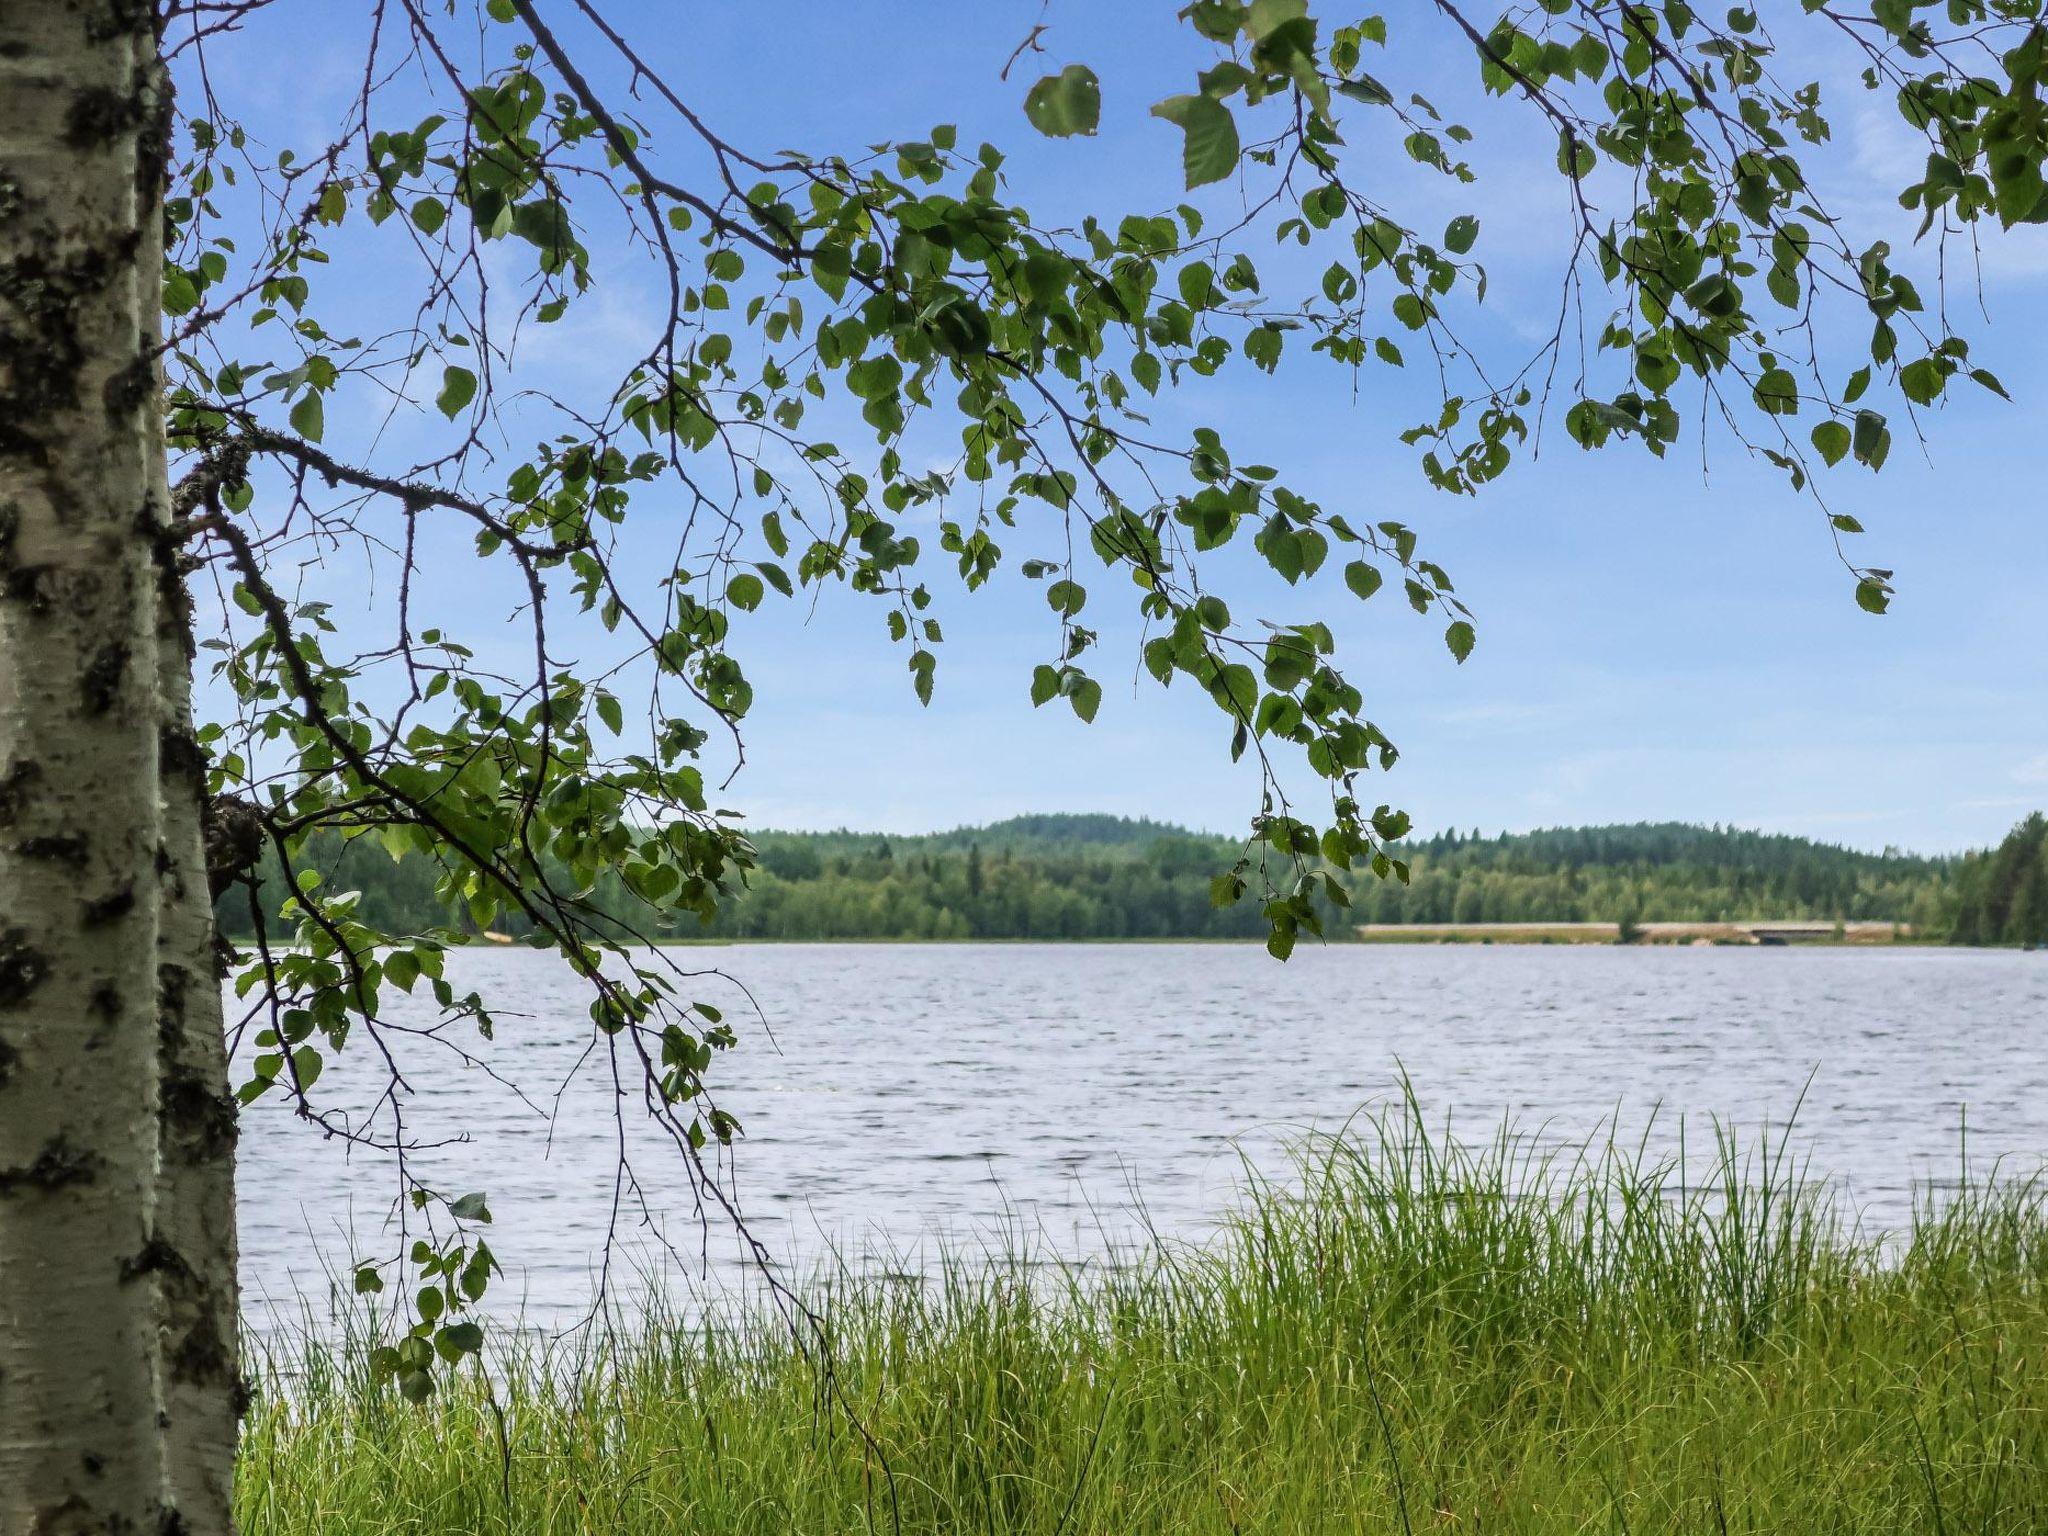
[[216, 930, 2010, 949], [634, 926, 1964, 948]]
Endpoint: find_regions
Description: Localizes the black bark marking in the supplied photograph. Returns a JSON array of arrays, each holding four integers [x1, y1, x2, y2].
[[0, 1031, 17, 1089], [0, 759, 40, 828], [159, 723, 205, 782], [0, 1133, 101, 1195], [135, 63, 171, 214], [158, 1064, 239, 1160], [119, 1231, 184, 1284], [80, 638, 130, 714], [102, 355, 152, 420], [85, 0, 158, 47], [0, 928, 49, 1007], [84, 883, 136, 925], [0, 231, 141, 462], [16, 832, 88, 865], [157, 966, 238, 1159], [2, 562, 53, 613], [141, 1218, 240, 1393], [62, 86, 142, 151], [166, 1309, 236, 1390]]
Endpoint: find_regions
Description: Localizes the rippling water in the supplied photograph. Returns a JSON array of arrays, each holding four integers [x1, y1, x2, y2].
[[232, 943, 2048, 1326]]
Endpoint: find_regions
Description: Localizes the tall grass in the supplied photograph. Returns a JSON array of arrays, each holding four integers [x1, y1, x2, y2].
[[239, 1102, 2048, 1533]]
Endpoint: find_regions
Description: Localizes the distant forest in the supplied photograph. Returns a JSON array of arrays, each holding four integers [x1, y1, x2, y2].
[[218, 811, 2048, 947], [1948, 812, 2048, 947]]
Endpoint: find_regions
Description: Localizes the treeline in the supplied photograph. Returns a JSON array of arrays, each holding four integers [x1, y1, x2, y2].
[[216, 812, 2048, 945], [707, 821, 1278, 940], [1946, 813, 2048, 946], [1353, 822, 1956, 931], [218, 817, 1293, 943]]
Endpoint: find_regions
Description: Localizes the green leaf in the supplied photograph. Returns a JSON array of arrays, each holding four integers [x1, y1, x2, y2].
[[289, 390, 324, 443], [1445, 621, 1475, 663], [1150, 93, 1241, 189], [1247, 0, 1307, 38], [1024, 65, 1101, 138], [1443, 215, 1478, 255], [162, 269, 199, 316], [436, 365, 477, 420], [1811, 420, 1850, 467], [727, 572, 765, 612], [1215, 663, 1258, 719], [1898, 357, 1943, 406], [1753, 367, 1799, 415], [1855, 577, 1890, 614], [1344, 560, 1383, 601], [1068, 676, 1102, 724], [449, 1191, 491, 1222]]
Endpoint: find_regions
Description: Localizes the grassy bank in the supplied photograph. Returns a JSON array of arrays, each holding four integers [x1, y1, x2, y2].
[[240, 1108, 2047, 1533]]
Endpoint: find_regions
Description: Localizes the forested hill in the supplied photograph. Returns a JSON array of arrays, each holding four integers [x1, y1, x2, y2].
[[223, 813, 1999, 943], [1366, 822, 1955, 932]]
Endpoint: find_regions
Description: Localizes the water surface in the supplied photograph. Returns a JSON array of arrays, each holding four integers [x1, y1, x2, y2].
[[232, 943, 2048, 1325]]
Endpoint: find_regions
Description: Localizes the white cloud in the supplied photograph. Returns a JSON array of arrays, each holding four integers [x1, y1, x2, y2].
[[2013, 753, 2048, 786]]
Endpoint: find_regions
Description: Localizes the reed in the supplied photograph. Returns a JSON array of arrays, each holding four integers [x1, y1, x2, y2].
[[238, 1100, 2048, 1533]]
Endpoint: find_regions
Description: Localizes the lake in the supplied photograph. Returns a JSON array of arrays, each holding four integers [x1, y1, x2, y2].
[[232, 943, 2048, 1327]]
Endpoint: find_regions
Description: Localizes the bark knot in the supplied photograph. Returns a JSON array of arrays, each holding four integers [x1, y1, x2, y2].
[[203, 793, 267, 902]]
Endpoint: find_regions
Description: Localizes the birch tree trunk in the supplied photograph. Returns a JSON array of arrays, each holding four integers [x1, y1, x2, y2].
[[154, 491, 243, 1533], [0, 2, 174, 1530]]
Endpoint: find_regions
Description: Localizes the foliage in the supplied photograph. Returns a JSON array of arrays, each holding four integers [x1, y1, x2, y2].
[[237, 1104, 2048, 1533], [162, 0, 2048, 1385], [1359, 820, 1957, 928], [221, 814, 1960, 941], [1949, 811, 2048, 946]]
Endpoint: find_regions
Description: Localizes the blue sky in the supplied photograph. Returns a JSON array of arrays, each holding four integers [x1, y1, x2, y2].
[[202, 3, 2047, 853]]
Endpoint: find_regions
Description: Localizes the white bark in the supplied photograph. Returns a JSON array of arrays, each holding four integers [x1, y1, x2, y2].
[[0, 3, 172, 1531], [154, 500, 243, 1535], [127, 23, 241, 1529]]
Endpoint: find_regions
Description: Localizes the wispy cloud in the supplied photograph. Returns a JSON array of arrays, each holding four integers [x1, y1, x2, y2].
[[2013, 753, 2048, 786], [1851, 106, 2048, 282]]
